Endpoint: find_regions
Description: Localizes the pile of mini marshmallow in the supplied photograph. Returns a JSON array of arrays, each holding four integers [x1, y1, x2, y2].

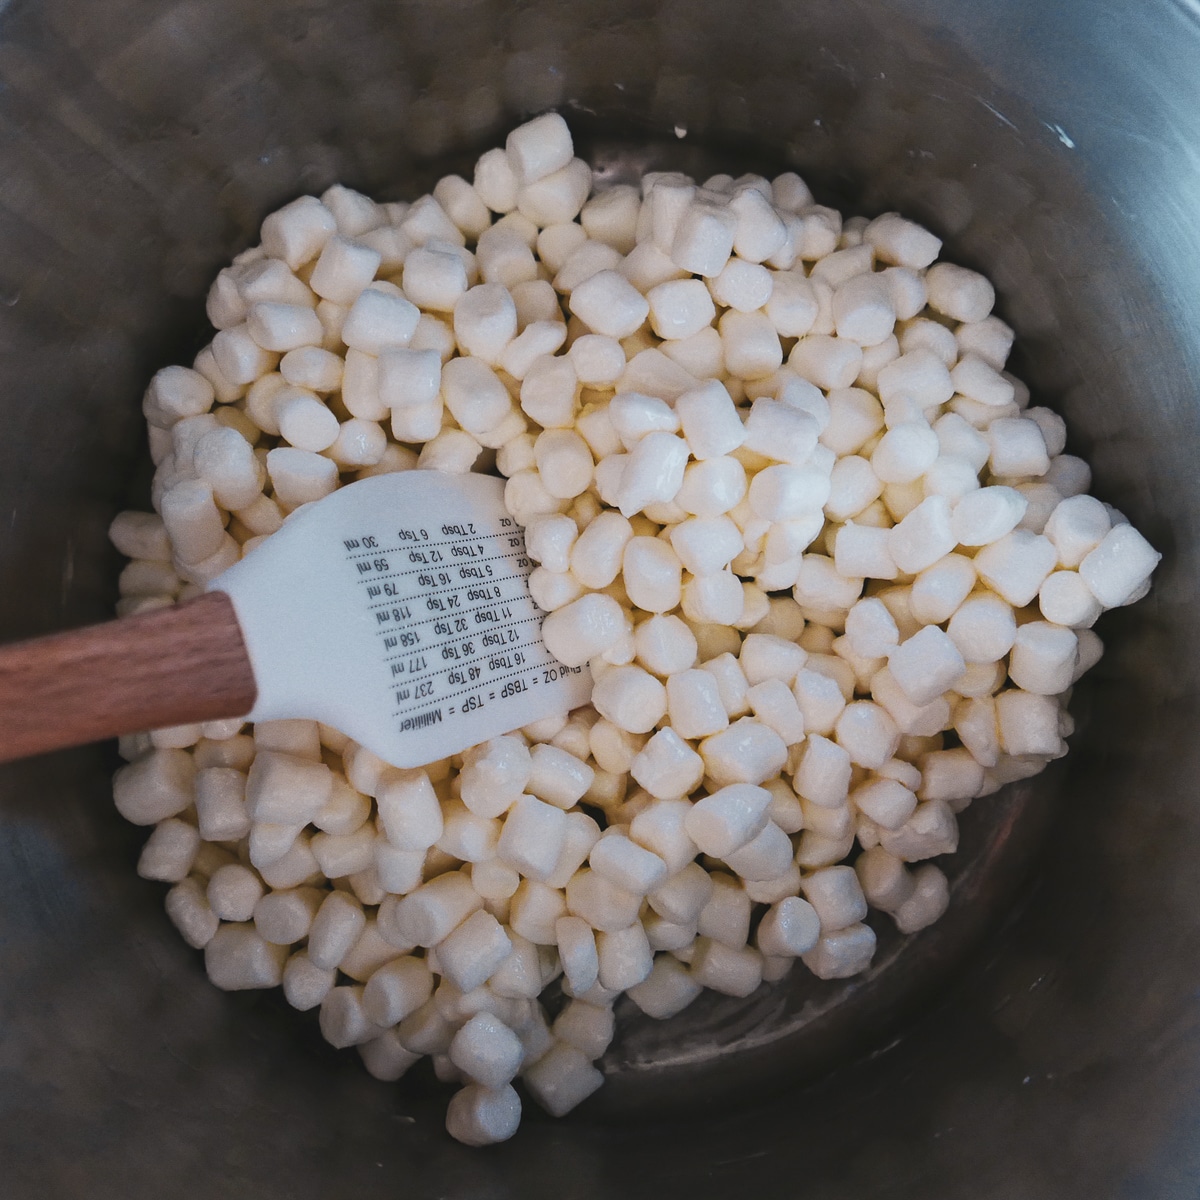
[[108, 112, 1160, 1146]]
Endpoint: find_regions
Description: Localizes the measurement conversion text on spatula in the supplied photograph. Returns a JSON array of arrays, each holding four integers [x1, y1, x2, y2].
[[214, 472, 591, 768]]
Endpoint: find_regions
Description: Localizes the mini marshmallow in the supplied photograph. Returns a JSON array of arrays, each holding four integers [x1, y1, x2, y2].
[[747, 679, 806, 745], [630, 727, 705, 800], [685, 784, 772, 857], [266, 447, 339, 507], [793, 315, 873, 383], [357, 955, 434, 1032], [689, 938, 763, 997], [591, 666, 667, 735], [454, 284, 518, 365], [517, 158, 592, 226], [626, 955, 704, 1019], [205, 923, 288, 991], [387, 871, 483, 948], [951, 354, 1015, 408], [497, 796, 568, 883], [917, 748, 985, 807], [738, 633, 807, 687], [887, 625, 966, 706], [261, 196, 338, 270], [888, 496, 957, 575], [910, 554, 977, 625], [1079, 523, 1161, 608], [855, 773, 922, 829], [834, 524, 898, 581], [799, 865, 868, 932], [844, 597, 900, 660], [309, 236, 381, 306], [891, 863, 951, 934], [871, 422, 940, 485], [834, 701, 900, 770], [974, 530, 1059, 607], [946, 593, 1018, 663], [589, 833, 669, 896], [565, 868, 642, 933], [666, 669, 729, 740], [671, 200, 737, 277], [765, 272, 820, 337], [863, 212, 942, 268], [833, 272, 896, 346], [449, 1013, 524, 1088], [647, 278, 717, 340], [711, 257, 773, 312], [522, 1041, 604, 1117], [634, 614, 698, 677], [1039, 570, 1102, 628], [1009, 621, 1079, 695], [339, 284, 420, 355], [925, 262, 994, 322], [527, 744, 594, 812], [742, 398, 821, 466], [1044, 494, 1111, 569], [696, 872, 752, 947], [988, 417, 1050, 478], [569, 270, 651, 339], [719, 310, 784, 379]]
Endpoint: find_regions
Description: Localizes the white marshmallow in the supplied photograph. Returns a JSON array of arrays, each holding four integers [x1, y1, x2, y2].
[[974, 530, 1059, 607], [886, 625, 966, 706], [720, 310, 783, 380], [622, 536, 683, 613], [951, 354, 1015, 408], [909, 554, 976, 624], [1039, 570, 1102, 628], [627, 955, 704, 1019], [871, 422, 940, 485], [517, 158, 592, 226], [925, 262, 994, 322], [689, 938, 763, 997], [647, 278, 717, 340], [569, 270, 651, 339], [671, 200, 737, 277], [1078, 523, 1161, 608], [540, 592, 627, 667], [340, 283, 420, 354], [308, 236, 381, 305], [707, 263, 772, 323], [522, 1042, 604, 1117], [832, 272, 895, 346], [454, 284, 518, 365], [205, 923, 288, 991], [630, 727, 705, 800], [1044, 495, 1111, 568], [591, 665, 667, 734], [834, 701, 900, 770], [946, 593, 1018, 663], [449, 1013, 524, 1088], [1009, 621, 1079, 695], [506, 113, 574, 184], [988, 417, 1050, 478], [888, 496, 956, 575], [995, 689, 1065, 757], [526, 743, 593, 810], [684, 784, 772, 857]]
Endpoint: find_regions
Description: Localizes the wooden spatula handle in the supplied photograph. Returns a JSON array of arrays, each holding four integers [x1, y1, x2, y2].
[[0, 591, 257, 765]]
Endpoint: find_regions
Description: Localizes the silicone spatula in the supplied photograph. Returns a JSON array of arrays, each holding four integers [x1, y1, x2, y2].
[[0, 472, 590, 766]]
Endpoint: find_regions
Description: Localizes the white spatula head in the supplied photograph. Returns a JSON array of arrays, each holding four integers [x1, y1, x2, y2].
[[209, 472, 590, 767]]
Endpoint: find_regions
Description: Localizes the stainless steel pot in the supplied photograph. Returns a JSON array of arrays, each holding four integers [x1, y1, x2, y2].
[[2, 0, 1197, 1195]]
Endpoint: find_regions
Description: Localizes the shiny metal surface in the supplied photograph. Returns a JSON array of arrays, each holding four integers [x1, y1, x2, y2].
[[1, 0, 1198, 1195]]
